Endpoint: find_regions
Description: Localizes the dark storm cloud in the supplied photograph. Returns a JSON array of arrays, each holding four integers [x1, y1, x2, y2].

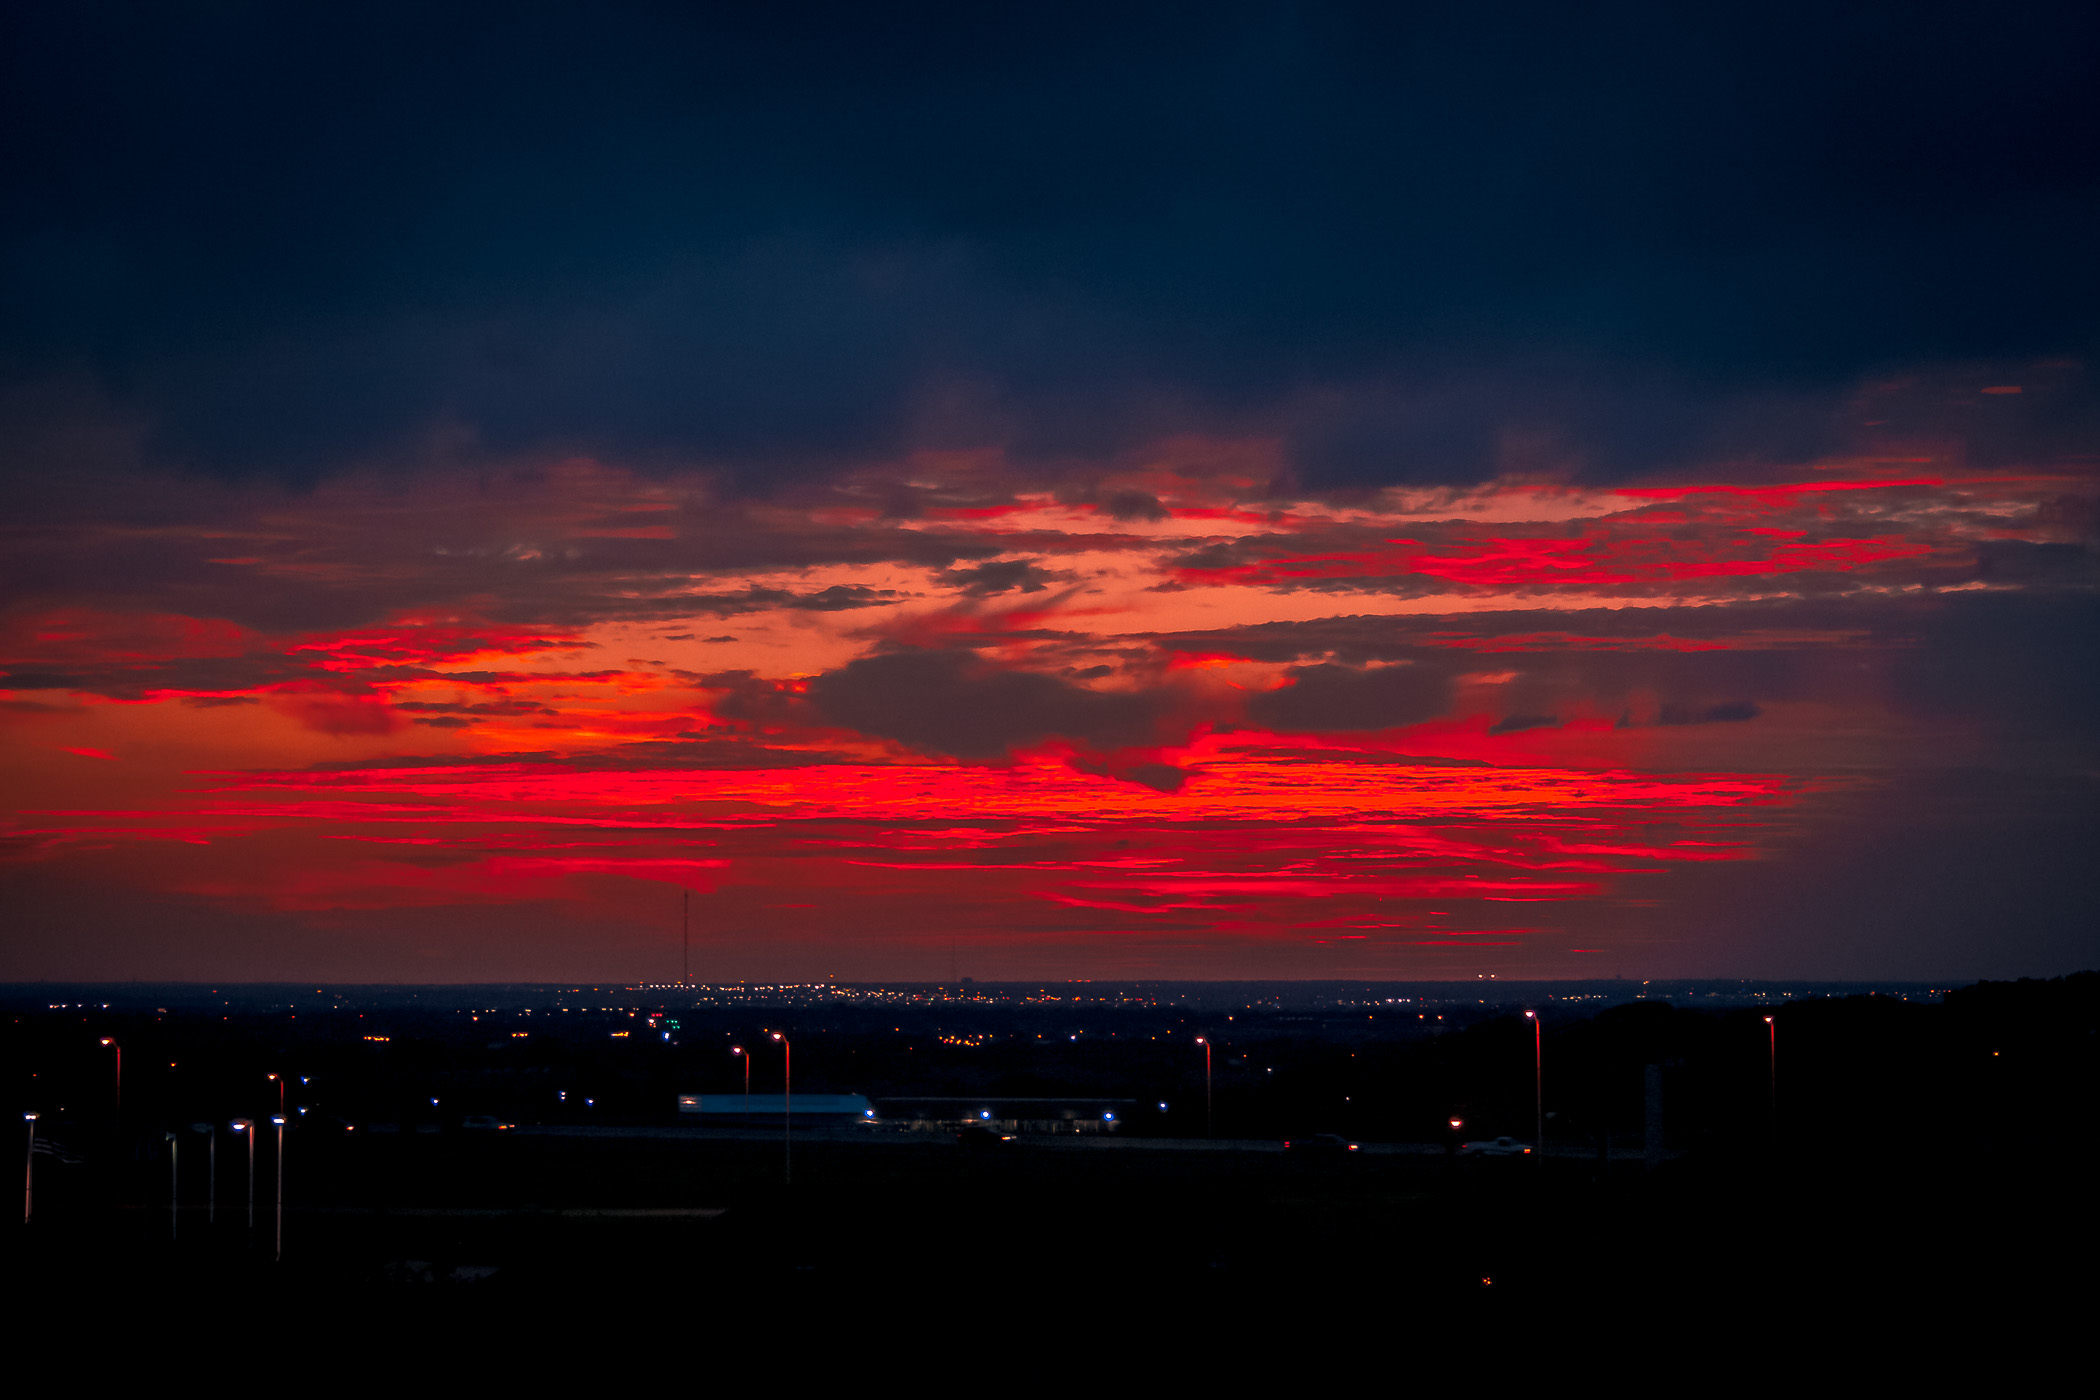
[[4, 2, 2097, 486], [935, 560, 1055, 596], [806, 648, 1180, 759], [1656, 701, 1762, 726], [1247, 662, 1453, 733], [682, 584, 899, 616], [1148, 587, 2100, 760]]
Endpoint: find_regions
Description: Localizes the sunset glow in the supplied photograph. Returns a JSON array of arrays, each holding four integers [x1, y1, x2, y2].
[[5, 453, 2085, 981], [4, 5, 2095, 983]]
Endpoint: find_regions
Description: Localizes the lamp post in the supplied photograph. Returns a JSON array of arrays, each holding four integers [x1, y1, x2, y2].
[[1194, 1037, 1213, 1139], [21, 1112, 35, 1224], [731, 1045, 751, 1116], [99, 1037, 121, 1124], [267, 1073, 284, 1118], [163, 1132, 178, 1240], [1764, 1015, 1776, 1117], [1525, 1011, 1543, 1155], [271, 1115, 285, 1261], [769, 1032, 791, 1184], [193, 1122, 217, 1227], [230, 1119, 255, 1236]]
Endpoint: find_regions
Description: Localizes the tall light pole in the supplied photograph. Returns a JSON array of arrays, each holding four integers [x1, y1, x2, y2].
[[1194, 1037, 1213, 1139], [267, 1073, 285, 1118], [682, 890, 691, 988], [99, 1037, 121, 1124], [230, 1119, 255, 1236], [163, 1132, 178, 1240], [271, 1115, 285, 1261], [770, 1032, 791, 1184], [193, 1123, 216, 1227], [21, 1112, 36, 1224], [1764, 1015, 1777, 1117], [732, 1045, 751, 1116], [1525, 1011, 1543, 1155]]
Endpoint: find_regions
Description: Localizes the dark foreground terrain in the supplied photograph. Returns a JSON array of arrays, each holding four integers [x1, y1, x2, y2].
[[6, 975, 2095, 1370]]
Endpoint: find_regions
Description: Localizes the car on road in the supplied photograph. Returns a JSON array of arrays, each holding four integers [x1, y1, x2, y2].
[[1458, 1136, 1533, 1157], [1284, 1133, 1360, 1156], [461, 1115, 515, 1131]]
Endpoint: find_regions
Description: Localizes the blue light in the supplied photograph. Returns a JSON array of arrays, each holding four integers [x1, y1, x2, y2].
[[1104, 1112, 1115, 1121], [981, 1111, 991, 1119]]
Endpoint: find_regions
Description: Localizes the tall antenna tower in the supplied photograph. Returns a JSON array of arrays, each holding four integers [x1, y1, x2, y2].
[[682, 889, 690, 987]]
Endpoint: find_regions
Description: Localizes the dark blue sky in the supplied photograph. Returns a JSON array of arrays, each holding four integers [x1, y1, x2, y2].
[[5, 0, 2097, 486]]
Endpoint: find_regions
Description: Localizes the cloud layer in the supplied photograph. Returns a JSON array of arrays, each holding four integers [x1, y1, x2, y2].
[[3, 5, 2096, 979]]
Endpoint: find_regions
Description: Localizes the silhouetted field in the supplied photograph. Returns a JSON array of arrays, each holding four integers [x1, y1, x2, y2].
[[6, 976, 2093, 1360]]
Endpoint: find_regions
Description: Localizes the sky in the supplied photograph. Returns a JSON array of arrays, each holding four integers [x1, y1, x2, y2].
[[2, 2, 2096, 983]]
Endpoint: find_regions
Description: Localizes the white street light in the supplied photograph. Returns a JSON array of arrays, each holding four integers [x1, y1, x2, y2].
[[271, 1115, 286, 1261], [230, 1119, 256, 1236]]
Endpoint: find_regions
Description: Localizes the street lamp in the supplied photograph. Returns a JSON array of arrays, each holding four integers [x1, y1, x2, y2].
[[267, 1073, 285, 1118], [163, 1131, 178, 1240], [731, 1045, 751, 1116], [230, 1119, 256, 1236], [271, 1115, 286, 1262], [769, 1032, 791, 1184], [1525, 1011, 1542, 1155], [1194, 1037, 1213, 1139], [191, 1122, 217, 1226], [21, 1112, 36, 1225], [99, 1037, 121, 1123], [1764, 1016, 1776, 1117]]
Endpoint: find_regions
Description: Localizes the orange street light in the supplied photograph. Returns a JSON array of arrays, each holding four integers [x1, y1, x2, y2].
[[1194, 1037, 1213, 1139], [22, 1112, 37, 1225], [731, 1045, 751, 1116], [769, 1032, 791, 1184], [162, 1131, 178, 1241], [1525, 1011, 1543, 1154], [1764, 1016, 1777, 1116], [100, 1038, 121, 1122]]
